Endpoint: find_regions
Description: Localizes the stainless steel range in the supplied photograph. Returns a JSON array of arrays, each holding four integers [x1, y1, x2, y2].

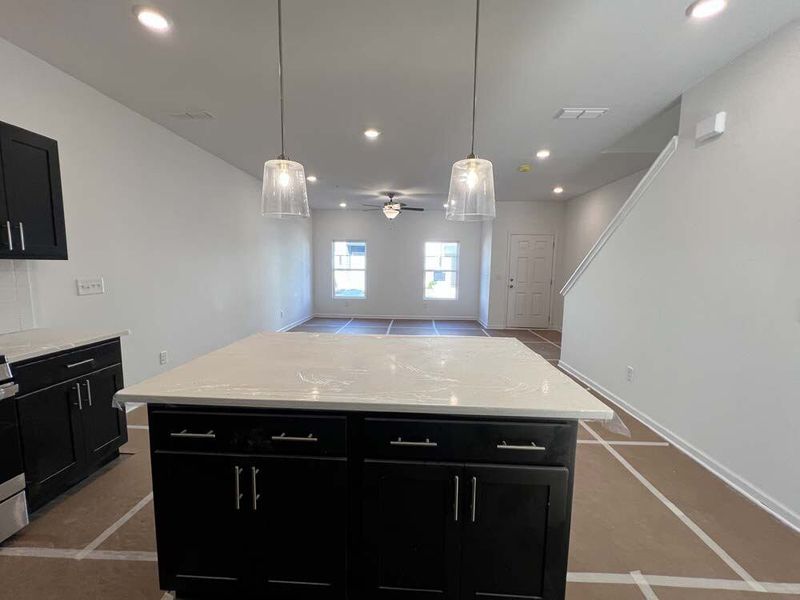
[[0, 358, 28, 543]]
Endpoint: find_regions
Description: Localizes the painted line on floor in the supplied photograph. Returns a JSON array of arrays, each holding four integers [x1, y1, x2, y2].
[[334, 318, 353, 334], [578, 440, 669, 447], [631, 570, 660, 599], [527, 329, 561, 349], [386, 319, 394, 334], [580, 422, 766, 593], [75, 492, 154, 560], [568, 572, 800, 595], [0, 547, 157, 562], [127, 425, 149, 430]]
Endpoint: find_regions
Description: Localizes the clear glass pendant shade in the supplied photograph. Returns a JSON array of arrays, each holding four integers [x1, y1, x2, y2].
[[445, 157, 495, 221], [261, 158, 310, 218]]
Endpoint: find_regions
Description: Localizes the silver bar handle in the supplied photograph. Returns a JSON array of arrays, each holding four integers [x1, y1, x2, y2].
[[169, 429, 216, 439], [453, 475, 460, 522], [470, 476, 477, 523], [496, 441, 547, 452], [18, 222, 25, 251], [389, 437, 438, 447], [66, 358, 95, 369], [85, 380, 92, 407], [5, 221, 12, 251], [271, 433, 318, 443], [234, 466, 243, 510], [74, 383, 83, 411], [251, 467, 260, 511]]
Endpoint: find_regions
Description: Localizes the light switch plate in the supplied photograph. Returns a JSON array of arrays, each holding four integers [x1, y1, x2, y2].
[[76, 277, 105, 296]]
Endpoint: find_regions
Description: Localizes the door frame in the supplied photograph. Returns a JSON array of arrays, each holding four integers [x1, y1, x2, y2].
[[504, 232, 557, 329]]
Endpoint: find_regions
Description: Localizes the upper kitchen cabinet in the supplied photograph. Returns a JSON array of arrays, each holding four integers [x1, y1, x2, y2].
[[0, 121, 68, 260]]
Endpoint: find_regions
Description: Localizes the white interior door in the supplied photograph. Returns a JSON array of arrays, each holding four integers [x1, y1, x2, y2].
[[506, 234, 554, 328]]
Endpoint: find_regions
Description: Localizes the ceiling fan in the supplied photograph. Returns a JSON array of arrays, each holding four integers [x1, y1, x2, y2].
[[362, 192, 425, 220]]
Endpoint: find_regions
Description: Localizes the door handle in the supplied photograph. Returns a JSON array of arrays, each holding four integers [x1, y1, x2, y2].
[[5, 221, 12, 251], [234, 466, 243, 510], [66, 358, 95, 370], [389, 437, 438, 447], [84, 380, 93, 407], [251, 467, 260, 511], [18, 222, 25, 251], [169, 430, 216, 439], [496, 441, 546, 451], [271, 433, 318, 443], [453, 475, 460, 522], [74, 383, 83, 411], [470, 476, 477, 523]]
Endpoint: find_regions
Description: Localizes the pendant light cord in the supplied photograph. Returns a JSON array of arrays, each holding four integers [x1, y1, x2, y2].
[[277, 0, 286, 159], [469, 0, 480, 159]]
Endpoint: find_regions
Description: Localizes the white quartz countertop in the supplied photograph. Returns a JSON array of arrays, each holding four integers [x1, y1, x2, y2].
[[116, 332, 613, 420], [0, 328, 130, 364]]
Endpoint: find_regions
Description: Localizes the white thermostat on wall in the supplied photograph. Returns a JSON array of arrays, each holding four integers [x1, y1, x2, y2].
[[695, 111, 726, 142]]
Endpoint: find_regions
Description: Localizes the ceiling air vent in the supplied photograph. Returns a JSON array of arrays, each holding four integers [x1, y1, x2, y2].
[[167, 110, 215, 120], [555, 107, 609, 120]]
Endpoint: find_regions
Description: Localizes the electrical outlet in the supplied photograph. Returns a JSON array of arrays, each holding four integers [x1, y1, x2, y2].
[[626, 366, 634, 382], [159, 351, 168, 365], [76, 277, 105, 296], [280, 309, 284, 319]]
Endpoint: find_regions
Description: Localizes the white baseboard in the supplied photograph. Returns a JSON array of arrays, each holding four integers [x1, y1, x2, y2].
[[277, 314, 314, 332], [313, 313, 480, 321], [558, 360, 800, 534]]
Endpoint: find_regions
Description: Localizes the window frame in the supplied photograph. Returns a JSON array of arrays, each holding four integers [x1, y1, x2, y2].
[[423, 240, 460, 301], [332, 240, 367, 300]]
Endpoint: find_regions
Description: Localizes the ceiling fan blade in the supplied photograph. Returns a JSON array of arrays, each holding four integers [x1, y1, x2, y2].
[[361, 204, 383, 208], [361, 208, 382, 211], [403, 207, 425, 211]]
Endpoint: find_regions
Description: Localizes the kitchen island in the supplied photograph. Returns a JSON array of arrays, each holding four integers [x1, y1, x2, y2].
[[116, 332, 613, 600]]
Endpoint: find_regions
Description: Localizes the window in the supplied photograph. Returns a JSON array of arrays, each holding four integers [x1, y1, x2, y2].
[[333, 241, 366, 298], [424, 242, 459, 300]]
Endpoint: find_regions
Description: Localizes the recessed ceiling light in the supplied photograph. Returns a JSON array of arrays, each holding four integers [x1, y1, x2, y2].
[[553, 186, 564, 194], [363, 128, 381, 139], [518, 164, 532, 173], [133, 6, 172, 32], [536, 149, 551, 159], [306, 175, 317, 182], [686, 0, 727, 19], [339, 202, 347, 208]]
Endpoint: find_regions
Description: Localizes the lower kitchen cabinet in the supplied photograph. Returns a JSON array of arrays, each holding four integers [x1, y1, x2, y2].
[[362, 460, 461, 599], [152, 451, 348, 599], [15, 342, 127, 511]]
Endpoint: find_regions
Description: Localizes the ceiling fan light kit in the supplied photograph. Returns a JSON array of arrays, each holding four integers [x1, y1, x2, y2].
[[262, 0, 310, 219], [446, 0, 496, 222]]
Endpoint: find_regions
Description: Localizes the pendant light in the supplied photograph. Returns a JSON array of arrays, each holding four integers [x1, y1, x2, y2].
[[446, 0, 495, 222], [262, 0, 310, 218]]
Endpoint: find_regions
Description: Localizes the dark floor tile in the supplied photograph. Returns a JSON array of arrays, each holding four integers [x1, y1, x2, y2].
[[433, 320, 482, 329], [438, 329, 487, 337], [0, 556, 161, 600], [654, 589, 786, 599], [350, 318, 392, 326], [569, 446, 741, 578], [392, 319, 434, 327], [531, 329, 562, 344], [338, 326, 388, 335], [617, 445, 800, 582], [566, 583, 644, 600], [290, 324, 340, 333], [485, 329, 544, 342], [523, 341, 561, 360], [306, 317, 350, 326], [388, 328, 437, 336]]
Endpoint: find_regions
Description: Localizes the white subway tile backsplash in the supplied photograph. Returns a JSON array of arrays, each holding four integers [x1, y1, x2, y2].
[[0, 260, 34, 334]]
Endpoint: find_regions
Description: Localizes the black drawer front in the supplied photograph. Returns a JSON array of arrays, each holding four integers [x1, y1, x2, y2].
[[150, 410, 347, 457], [363, 418, 575, 466], [14, 340, 122, 396]]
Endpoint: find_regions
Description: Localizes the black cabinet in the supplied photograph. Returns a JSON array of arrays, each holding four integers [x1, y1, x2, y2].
[[148, 408, 577, 600], [15, 340, 127, 510], [0, 121, 67, 260], [363, 460, 461, 599]]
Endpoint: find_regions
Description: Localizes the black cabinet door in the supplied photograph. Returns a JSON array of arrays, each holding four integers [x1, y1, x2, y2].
[[362, 460, 461, 600], [80, 365, 127, 464], [151, 452, 248, 597], [17, 379, 85, 509], [249, 456, 348, 598], [460, 465, 570, 600], [0, 122, 67, 259]]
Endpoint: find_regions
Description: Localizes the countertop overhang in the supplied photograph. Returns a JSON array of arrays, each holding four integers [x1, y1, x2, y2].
[[115, 332, 614, 421], [0, 328, 130, 364]]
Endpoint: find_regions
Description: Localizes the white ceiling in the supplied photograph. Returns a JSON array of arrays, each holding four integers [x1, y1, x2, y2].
[[0, 0, 798, 209]]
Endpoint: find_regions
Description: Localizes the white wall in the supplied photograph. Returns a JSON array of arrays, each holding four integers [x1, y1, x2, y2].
[[486, 201, 565, 329], [0, 38, 313, 384], [558, 170, 645, 295], [312, 209, 481, 319], [561, 22, 800, 528], [478, 221, 492, 326]]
